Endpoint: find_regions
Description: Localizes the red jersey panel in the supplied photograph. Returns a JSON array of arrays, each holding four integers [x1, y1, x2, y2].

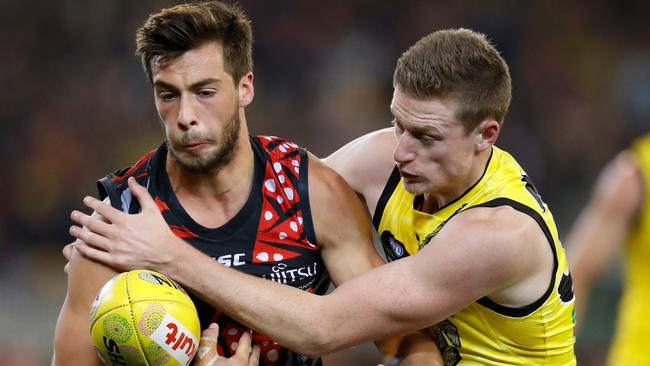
[[98, 136, 328, 366]]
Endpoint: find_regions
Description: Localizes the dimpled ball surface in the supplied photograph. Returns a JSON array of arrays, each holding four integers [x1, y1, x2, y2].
[[90, 270, 201, 366]]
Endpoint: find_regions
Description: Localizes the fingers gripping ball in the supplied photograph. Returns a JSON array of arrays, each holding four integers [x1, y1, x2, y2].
[[90, 270, 201, 366]]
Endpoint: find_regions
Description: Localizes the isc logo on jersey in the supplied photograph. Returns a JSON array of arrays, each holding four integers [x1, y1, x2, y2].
[[215, 253, 246, 267]]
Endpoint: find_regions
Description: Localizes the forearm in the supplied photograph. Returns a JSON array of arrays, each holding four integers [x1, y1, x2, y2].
[[54, 248, 117, 366], [53, 308, 104, 366], [163, 244, 339, 356], [53, 330, 98, 366], [162, 240, 425, 356], [71, 186, 438, 355]]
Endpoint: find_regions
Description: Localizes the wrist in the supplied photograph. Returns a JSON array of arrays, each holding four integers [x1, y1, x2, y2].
[[159, 237, 207, 288], [153, 234, 192, 277]]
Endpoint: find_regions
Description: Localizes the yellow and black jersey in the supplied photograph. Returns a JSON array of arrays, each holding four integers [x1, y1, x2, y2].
[[373, 146, 576, 365], [608, 134, 650, 365]]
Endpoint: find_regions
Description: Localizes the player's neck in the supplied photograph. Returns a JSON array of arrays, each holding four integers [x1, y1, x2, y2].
[[166, 122, 255, 223], [421, 147, 492, 213]]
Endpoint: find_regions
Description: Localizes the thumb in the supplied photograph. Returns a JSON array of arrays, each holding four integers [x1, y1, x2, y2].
[[62, 242, 77, 275], [127, 177, 157, 211], [195, 323, 221, 365], [63, 242, 77, 261]]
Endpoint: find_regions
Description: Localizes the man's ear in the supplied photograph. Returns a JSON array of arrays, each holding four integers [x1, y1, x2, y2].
[[475, 119, 500, 151], [238, 72, 254, 107]]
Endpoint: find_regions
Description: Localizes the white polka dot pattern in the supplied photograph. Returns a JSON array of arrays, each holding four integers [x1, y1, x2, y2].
[[256, 252, 269, 262], [266, 349, 279, 362], [264, 179, 276, 192]]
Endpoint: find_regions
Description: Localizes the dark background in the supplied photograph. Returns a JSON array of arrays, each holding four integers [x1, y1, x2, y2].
[[1, 1, 648, 364]]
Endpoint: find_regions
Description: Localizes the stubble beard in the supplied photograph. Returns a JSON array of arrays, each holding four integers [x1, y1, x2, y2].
[[166, 109, 242, 174]]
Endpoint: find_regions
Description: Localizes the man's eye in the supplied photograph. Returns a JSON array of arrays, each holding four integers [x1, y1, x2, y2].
[[198, 90, 216, 98], [420, 135, 436, 143], [159, 92, 176, 101]]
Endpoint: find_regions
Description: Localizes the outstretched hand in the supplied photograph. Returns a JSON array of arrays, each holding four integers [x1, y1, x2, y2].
[[194, 323, 260, 366], [69, 177, 185, 272]]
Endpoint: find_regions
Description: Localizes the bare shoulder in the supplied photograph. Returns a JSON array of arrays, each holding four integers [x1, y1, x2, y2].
[[306, 153, 367, 217], [305, 154, 384, 285], [453, 205, 549, 262], [424, 205, 553, 304], [307, 152, 356, 197], [305, 154, 373, 244], [323, 128, 397, 210]]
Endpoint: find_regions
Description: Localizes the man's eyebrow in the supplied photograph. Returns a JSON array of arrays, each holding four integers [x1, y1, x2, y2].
[[189, 78, 221, 89], [412, 124, 444, 135], [153, 80, 178, 92], [152, 78, 222, 91], [394, 117, 445, 135]]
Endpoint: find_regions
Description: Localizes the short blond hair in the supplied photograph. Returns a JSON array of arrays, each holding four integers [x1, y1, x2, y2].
[[394, 28, 512, 131]]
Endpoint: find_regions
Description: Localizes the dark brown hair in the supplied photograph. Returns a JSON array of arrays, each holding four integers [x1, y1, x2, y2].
[[394, 28, 512, 131], [135, 1, 253, 84]]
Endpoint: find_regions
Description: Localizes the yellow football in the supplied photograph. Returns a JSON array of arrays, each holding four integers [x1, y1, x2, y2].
[[89, 270, 201, 366]]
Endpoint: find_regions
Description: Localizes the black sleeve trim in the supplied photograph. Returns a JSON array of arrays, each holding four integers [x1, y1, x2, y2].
[[298, 149, 317, 245], [473, 198, 559, 317], [97, 175, 124, 211], [372, 166, 401, 229]]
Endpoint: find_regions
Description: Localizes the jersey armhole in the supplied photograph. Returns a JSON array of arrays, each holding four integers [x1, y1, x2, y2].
[[97, 176, 123, 211], [473, 197, 559, 317], [372, 166, 401, 229], [298, 149, 317, 245]]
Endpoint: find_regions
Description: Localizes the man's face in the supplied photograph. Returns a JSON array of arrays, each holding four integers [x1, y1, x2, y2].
[[390, 89, 480, 197], [152, 41, 242, 173]]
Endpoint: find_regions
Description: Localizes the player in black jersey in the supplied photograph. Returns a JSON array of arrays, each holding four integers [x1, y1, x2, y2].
[[53, 2, 441, 366]]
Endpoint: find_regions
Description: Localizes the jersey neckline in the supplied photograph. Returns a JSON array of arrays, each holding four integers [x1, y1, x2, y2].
[[153, 138, 264, 239]]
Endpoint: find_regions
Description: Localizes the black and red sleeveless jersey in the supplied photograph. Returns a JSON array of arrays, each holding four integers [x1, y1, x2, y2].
[[98, 136, 329, 366]]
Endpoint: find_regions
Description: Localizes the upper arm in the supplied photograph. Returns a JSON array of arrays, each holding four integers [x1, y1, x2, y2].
[[394, 207, 551, 317], [323, 128, 397, 213], [566, 151, 643, 301], [53, 207, 119, 366], [309, 154, 442, 361], [307, 154, 385, 286], [317, 207, 548, 348]]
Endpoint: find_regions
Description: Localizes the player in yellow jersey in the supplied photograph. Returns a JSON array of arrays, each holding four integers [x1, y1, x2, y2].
[[567, 135, 650, 365], [54, 2, 440, 366], [68, 29, 576, 365]]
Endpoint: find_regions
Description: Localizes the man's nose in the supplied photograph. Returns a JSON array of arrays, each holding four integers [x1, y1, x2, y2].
[[393, 132, 417, 164], [177, 94, 199, 130]]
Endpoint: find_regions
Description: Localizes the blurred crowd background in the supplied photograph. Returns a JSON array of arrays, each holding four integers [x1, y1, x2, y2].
[[1, 0, 648, 365]]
